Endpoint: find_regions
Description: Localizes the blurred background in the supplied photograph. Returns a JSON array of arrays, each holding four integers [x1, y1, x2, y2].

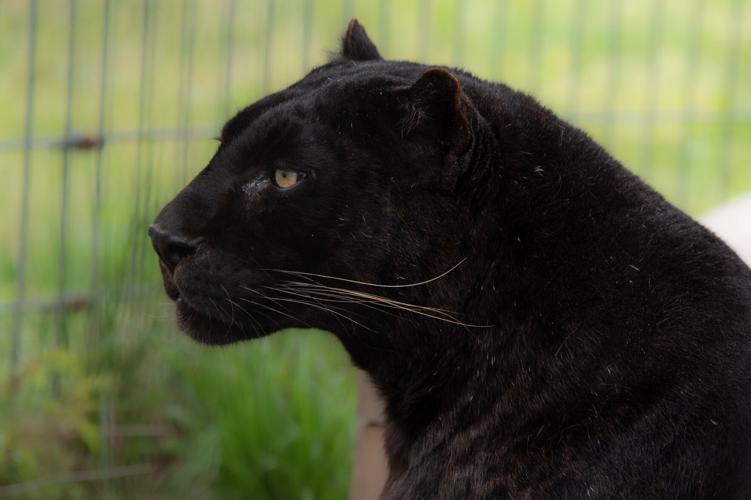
[[1, 0, 749, 498]]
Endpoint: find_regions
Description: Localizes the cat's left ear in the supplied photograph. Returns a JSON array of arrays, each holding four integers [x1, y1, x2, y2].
[[341, 19, 382, 61]]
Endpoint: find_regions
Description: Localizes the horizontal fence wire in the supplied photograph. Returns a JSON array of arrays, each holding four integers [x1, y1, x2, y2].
[[0, 125, 220, 152], [0, 463, 158, 498], [2, 108, 751, 155]]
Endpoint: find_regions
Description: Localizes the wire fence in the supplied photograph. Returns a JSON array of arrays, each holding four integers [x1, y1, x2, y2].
[[1, 0, 750, 496]]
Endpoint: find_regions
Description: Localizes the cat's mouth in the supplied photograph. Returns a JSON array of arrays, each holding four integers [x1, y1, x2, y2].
[[153, 257, 242, 343], [172, 295, 254, 345], [172, 283, 280, 345], [156, 258, 295, 344]]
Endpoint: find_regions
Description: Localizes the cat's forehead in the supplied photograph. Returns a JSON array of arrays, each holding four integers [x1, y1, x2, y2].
[[220, 61, 423, 145]]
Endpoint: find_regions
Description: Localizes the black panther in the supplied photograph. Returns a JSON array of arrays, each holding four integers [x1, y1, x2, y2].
[[150, 20, 751, 499]]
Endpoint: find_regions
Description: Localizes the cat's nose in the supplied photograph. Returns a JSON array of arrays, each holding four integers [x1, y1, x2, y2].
[[148, 225, 196, 273]]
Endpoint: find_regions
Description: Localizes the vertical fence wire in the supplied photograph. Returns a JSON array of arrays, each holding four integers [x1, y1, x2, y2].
[[601, 0, 624, 148], [302, 0, 313, 75], [565, 0, 587, 118], [89, 0, 111, 348], [87, 0, 112, 346], [93, 0, 113, 465], [452, 0, 465, 66], [137, 0, 155, 196], [675, 0, 705, 205], [48, 0, 79, 398], [718, 0, 746, 198], [263, 0, 275, 95], [139, 0, 162, 295], [378, 0, 390, 57], [637, 0, 665, 177], [177, 0, 196, 183], [140, 2, 165, 304], [221, 0, 237, 119], [526, 0, 544, 96], [341, 0, 354, 29], [9, 0, 38, 386], [417, 0, 430, 62], [490, 0, 505, 80], [127, 0, 155, 308], [56, 0, 78, 356]]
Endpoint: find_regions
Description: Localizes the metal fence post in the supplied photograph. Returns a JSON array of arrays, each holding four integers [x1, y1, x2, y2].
[[9, 0, 38, 389]]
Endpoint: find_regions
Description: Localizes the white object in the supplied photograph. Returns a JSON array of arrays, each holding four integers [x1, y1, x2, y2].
[[701, 194, 751, 265]]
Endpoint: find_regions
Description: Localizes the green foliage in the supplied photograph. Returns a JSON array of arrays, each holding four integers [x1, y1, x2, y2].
[[163, 333, 355, 500], [0, 348, 106, 499], [1, 321, 355, 499]]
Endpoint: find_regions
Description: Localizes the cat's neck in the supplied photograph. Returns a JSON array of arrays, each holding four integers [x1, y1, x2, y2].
[[338, 97, 620, 459]]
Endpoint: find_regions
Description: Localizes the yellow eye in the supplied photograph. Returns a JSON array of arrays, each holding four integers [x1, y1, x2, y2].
[[274, 169, 301, 189]]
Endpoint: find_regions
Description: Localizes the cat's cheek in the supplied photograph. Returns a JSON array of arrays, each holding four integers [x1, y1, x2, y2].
[[238, 178, 274, 215]]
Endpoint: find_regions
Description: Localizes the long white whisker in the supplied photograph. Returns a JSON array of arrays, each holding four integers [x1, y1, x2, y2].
[[236, 293, 310, 328], [276, 283, 493, 329], [223, 293, 263, 337], [240, 285, 311, 326], [264, 295, 375, 333], [264, 286, 372, 332], [208, 297, 228, 322], [221, 286, 237, 327], [266, 285, 410, 322], [280, 281, 456, 315], [260, 258, 467, 289]]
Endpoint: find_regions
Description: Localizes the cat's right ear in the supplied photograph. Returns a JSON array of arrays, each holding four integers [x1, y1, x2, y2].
[[341, 19, 382, 61], [392, 68, 476, 189]]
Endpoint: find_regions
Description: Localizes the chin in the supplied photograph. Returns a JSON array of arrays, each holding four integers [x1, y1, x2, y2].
[[174, 298, 259, 345]]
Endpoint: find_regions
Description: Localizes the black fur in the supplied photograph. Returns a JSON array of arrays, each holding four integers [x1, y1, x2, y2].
[[151, 21, 751, 499]]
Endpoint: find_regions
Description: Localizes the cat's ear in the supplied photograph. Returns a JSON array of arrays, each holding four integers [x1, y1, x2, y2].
[[398, 68, 473, 162], [341, 19, 382, 61]]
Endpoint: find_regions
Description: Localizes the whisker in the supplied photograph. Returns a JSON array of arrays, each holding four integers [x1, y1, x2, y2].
[[265, 284, 410, 322], [264, 295, 375, 333], [223, 292, 263, 337], [208, 297, 227, 321], [266, 287, 414, 320], [236, 293, 310, 328], [209, 296, 235, 336], [266, 284, 371, 306], [271, 283, 471, 330], [276, 282, 493, 329], [233, 297, 277, 336], [260, 258, 467, 289], [243, 285, 295, 313], [221, 286, 237, 327], [225, 298, 249, 337], [240, 285, 311, 327], [280, 281, 456, 315], [262, 285, 371, 332], [264, 285, 385, 329]]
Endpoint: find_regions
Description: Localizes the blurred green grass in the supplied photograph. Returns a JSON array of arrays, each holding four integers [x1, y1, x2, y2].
[[0, 0, 749, 498]]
